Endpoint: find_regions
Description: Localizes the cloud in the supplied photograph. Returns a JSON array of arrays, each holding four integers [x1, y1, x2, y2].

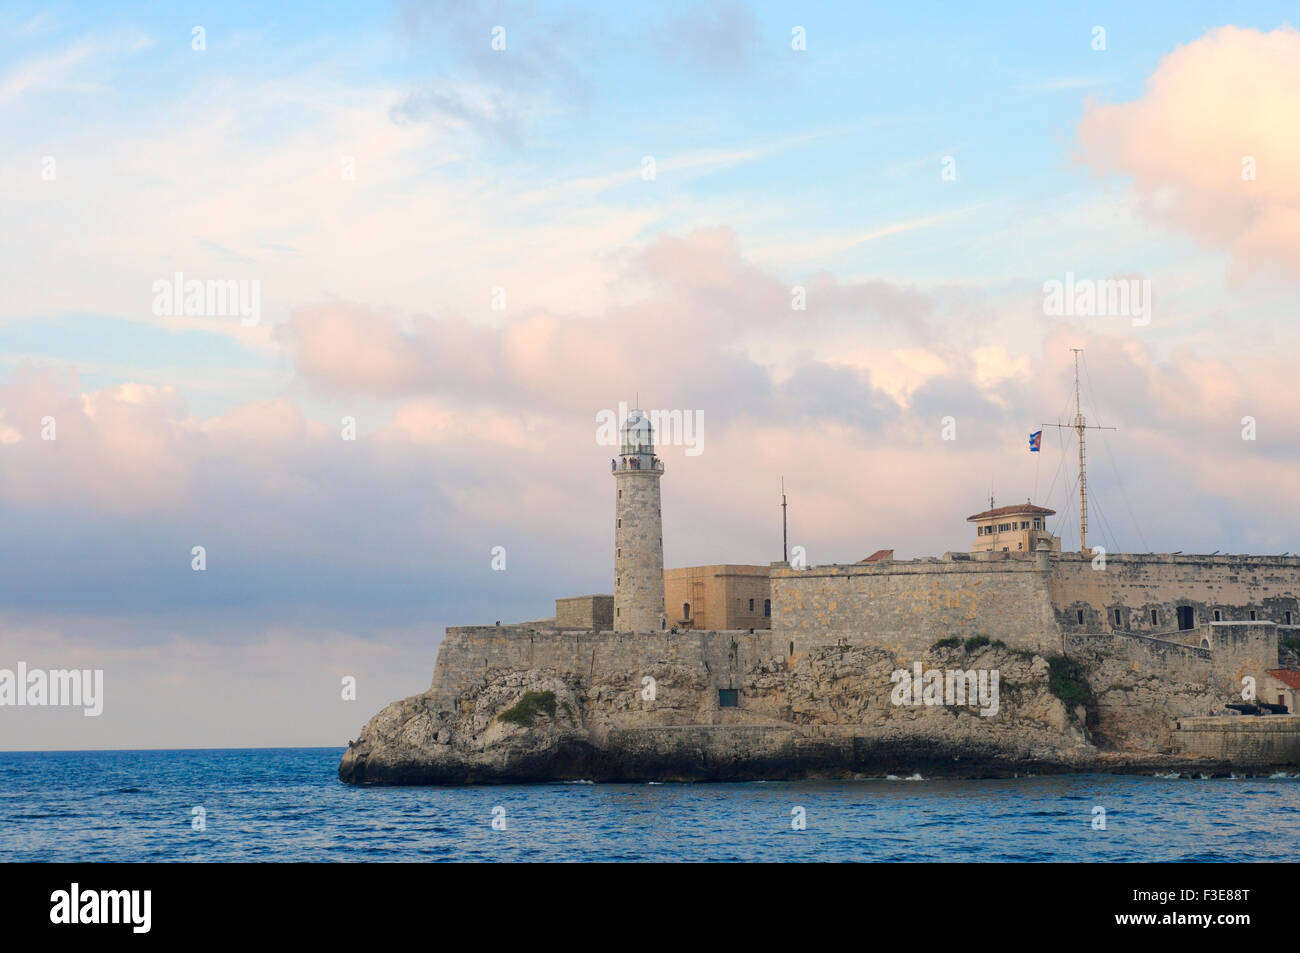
[[393, 0, 596, 145], [0, 38, 97, 102], [280, 227, 932, 427], [1075, 26, 1300, 281], [0, 30, 153, 103], [655, 0, 761, 74]]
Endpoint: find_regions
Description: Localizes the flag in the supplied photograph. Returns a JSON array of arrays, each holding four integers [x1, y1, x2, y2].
[[1029, 430, 1042, 452]]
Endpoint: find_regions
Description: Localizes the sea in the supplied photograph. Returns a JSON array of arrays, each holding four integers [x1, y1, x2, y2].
[[1, 748, 1297, 862]]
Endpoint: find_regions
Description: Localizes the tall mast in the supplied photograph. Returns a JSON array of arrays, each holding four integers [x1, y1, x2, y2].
[[781, 477, 788, 563], [1048, 348, 1116, 554], [1073, 349, 1087, 553]]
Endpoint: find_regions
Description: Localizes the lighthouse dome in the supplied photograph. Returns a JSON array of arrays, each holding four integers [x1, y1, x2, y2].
[[620, 409, 654, 454]]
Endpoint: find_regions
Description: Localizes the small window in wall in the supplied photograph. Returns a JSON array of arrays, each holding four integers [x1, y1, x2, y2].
[[1287, 611, 1294, 625], [1034, 519, 1042, 529], [1076, 609, 1084, 625], [1113, 608, 1122, 627], [1151, 609, 1159, 626], [683, 602, 690, 620], [764, 599, 772, 617], [618, 490, 622, 500], [1249, 610, 1257, 621], [1177, 606, 1194, 630], [718, 689, 739, 708], [749, 598, 755, 611], [1213, 609, 1221, 622], [617, 518, 621, 527]]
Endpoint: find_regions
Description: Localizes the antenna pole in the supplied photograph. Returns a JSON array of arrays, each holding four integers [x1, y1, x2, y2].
[[1074, 349, 1087, 553], [781, 477, 788, 564], [1048, 348, 1116, 554]]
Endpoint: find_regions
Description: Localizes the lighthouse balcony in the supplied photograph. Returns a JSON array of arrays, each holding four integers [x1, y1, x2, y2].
[[611, 457, 664, 472]]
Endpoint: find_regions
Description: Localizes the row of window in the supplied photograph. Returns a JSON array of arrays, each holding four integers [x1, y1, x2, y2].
[[681, 599, 772, 619], [1076, 606, 1295, 628], [977, 518, 1043, 536]]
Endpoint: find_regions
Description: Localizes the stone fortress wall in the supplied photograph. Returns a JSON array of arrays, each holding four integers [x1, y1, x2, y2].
[[427, 624, 793, 718], [428, 552, 1300, 758], [770, 557, 1061, 658], [770, 551, 1296, 673], [1046, 552, 1300, 637], [452, 553, 1300, 704]]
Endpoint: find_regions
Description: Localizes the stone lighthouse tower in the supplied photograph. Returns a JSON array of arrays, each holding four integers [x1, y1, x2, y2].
[[612, 408, 666, 632]]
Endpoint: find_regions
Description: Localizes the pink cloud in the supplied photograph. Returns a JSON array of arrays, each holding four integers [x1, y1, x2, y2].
[[1076, 26, 1300, 281]]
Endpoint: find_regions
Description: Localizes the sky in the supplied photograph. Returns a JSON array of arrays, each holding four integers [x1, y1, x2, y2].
[[2, 1, 1298, 749]]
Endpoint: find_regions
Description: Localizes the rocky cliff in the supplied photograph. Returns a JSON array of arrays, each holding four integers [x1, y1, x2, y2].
[[339, 632, 1289, 784]]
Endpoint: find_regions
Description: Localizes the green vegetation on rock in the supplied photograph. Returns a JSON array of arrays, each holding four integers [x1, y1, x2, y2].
[[1046, 656, 1091, 709], [498, 691, 558, 726]]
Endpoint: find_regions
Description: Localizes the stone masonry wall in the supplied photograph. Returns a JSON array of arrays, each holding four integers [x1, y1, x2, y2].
[[1171, 715, 1300, 761], [770, 559, 1061, 657], [430, 625, 791, 715], [555, 595, 614, 629], [1048, 553, 1300, 636], [614, 470, 665, 632]]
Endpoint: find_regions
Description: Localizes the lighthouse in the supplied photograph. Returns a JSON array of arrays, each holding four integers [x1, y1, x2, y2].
[[612, 408, 666, 632]]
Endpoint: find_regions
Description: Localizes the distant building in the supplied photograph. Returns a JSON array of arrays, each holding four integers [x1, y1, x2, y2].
[[857, 549, 894, 564], [664, 565, 771, 630], [555, 595, 613, 630], [968, 502, 1060, 554], [1265, 670, 1300, 712]]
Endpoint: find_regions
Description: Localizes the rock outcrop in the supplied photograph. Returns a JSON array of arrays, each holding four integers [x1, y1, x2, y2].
[[339, 635, 1284, 784]]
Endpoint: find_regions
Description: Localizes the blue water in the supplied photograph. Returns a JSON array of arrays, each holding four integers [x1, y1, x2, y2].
[[1, 748, 1296, 861]]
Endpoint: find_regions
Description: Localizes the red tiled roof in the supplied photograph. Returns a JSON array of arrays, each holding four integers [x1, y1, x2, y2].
[[1268, 669, 1300, 689], [857, 549, 894, 563], [966, 503, 1056, 522]]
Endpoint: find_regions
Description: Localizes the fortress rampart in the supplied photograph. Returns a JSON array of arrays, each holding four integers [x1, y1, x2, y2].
[[770, 558, 1059, 657], [1047, 552, 1300, 636], [1171, 715, 1300, 762], [771, 552, 1297, 659], [429, 624, 793, 716], [443, 555, 1295, 715]]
